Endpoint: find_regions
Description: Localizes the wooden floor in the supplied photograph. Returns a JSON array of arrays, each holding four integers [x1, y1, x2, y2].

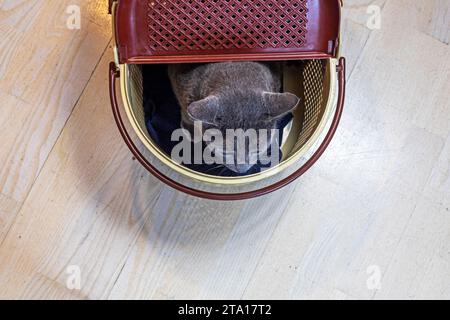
[[0, 0, 449, 300]]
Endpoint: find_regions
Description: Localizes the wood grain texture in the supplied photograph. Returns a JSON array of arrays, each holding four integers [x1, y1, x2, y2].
[[0, 0, 111, 240], [0, 0, 449, 299]]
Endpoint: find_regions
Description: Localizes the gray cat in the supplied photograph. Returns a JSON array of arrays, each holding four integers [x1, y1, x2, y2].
[[168, 62, 300, 174]]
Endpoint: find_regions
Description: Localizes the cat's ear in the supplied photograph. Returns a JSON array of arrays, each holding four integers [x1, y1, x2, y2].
[[263, 92, 300, 118], [187, 96, 219, 124]]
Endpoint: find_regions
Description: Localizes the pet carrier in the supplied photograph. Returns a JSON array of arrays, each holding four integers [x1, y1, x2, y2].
[[109, 0, 346, 200]]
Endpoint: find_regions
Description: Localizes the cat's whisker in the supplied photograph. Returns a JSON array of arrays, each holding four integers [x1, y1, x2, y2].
[[204, 165, 224, 174]]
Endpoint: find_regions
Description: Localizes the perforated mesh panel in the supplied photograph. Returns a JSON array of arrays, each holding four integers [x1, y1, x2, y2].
[[147, 0, 308, 53], [127, 65, 145, 130], [294, 60, 326, 149]]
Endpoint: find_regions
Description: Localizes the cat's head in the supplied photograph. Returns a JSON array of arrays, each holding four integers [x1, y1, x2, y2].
[[186, 90, 300, 174]]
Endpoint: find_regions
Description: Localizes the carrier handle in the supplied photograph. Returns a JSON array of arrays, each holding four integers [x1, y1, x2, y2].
[[109, 58, 346, 201]]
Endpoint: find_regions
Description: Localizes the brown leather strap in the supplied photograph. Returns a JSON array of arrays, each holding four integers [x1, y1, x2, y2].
[[109, 57, 346, 200]]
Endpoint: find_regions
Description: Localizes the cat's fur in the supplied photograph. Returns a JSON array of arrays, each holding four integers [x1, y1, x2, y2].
[[168, 62, 300, 173]]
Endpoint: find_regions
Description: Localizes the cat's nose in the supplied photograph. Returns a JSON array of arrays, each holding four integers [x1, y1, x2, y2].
[[235, 164, 254, 174]]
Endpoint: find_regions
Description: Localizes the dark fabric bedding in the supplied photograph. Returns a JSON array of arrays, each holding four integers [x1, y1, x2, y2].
[[142, 64, 293, 177]]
